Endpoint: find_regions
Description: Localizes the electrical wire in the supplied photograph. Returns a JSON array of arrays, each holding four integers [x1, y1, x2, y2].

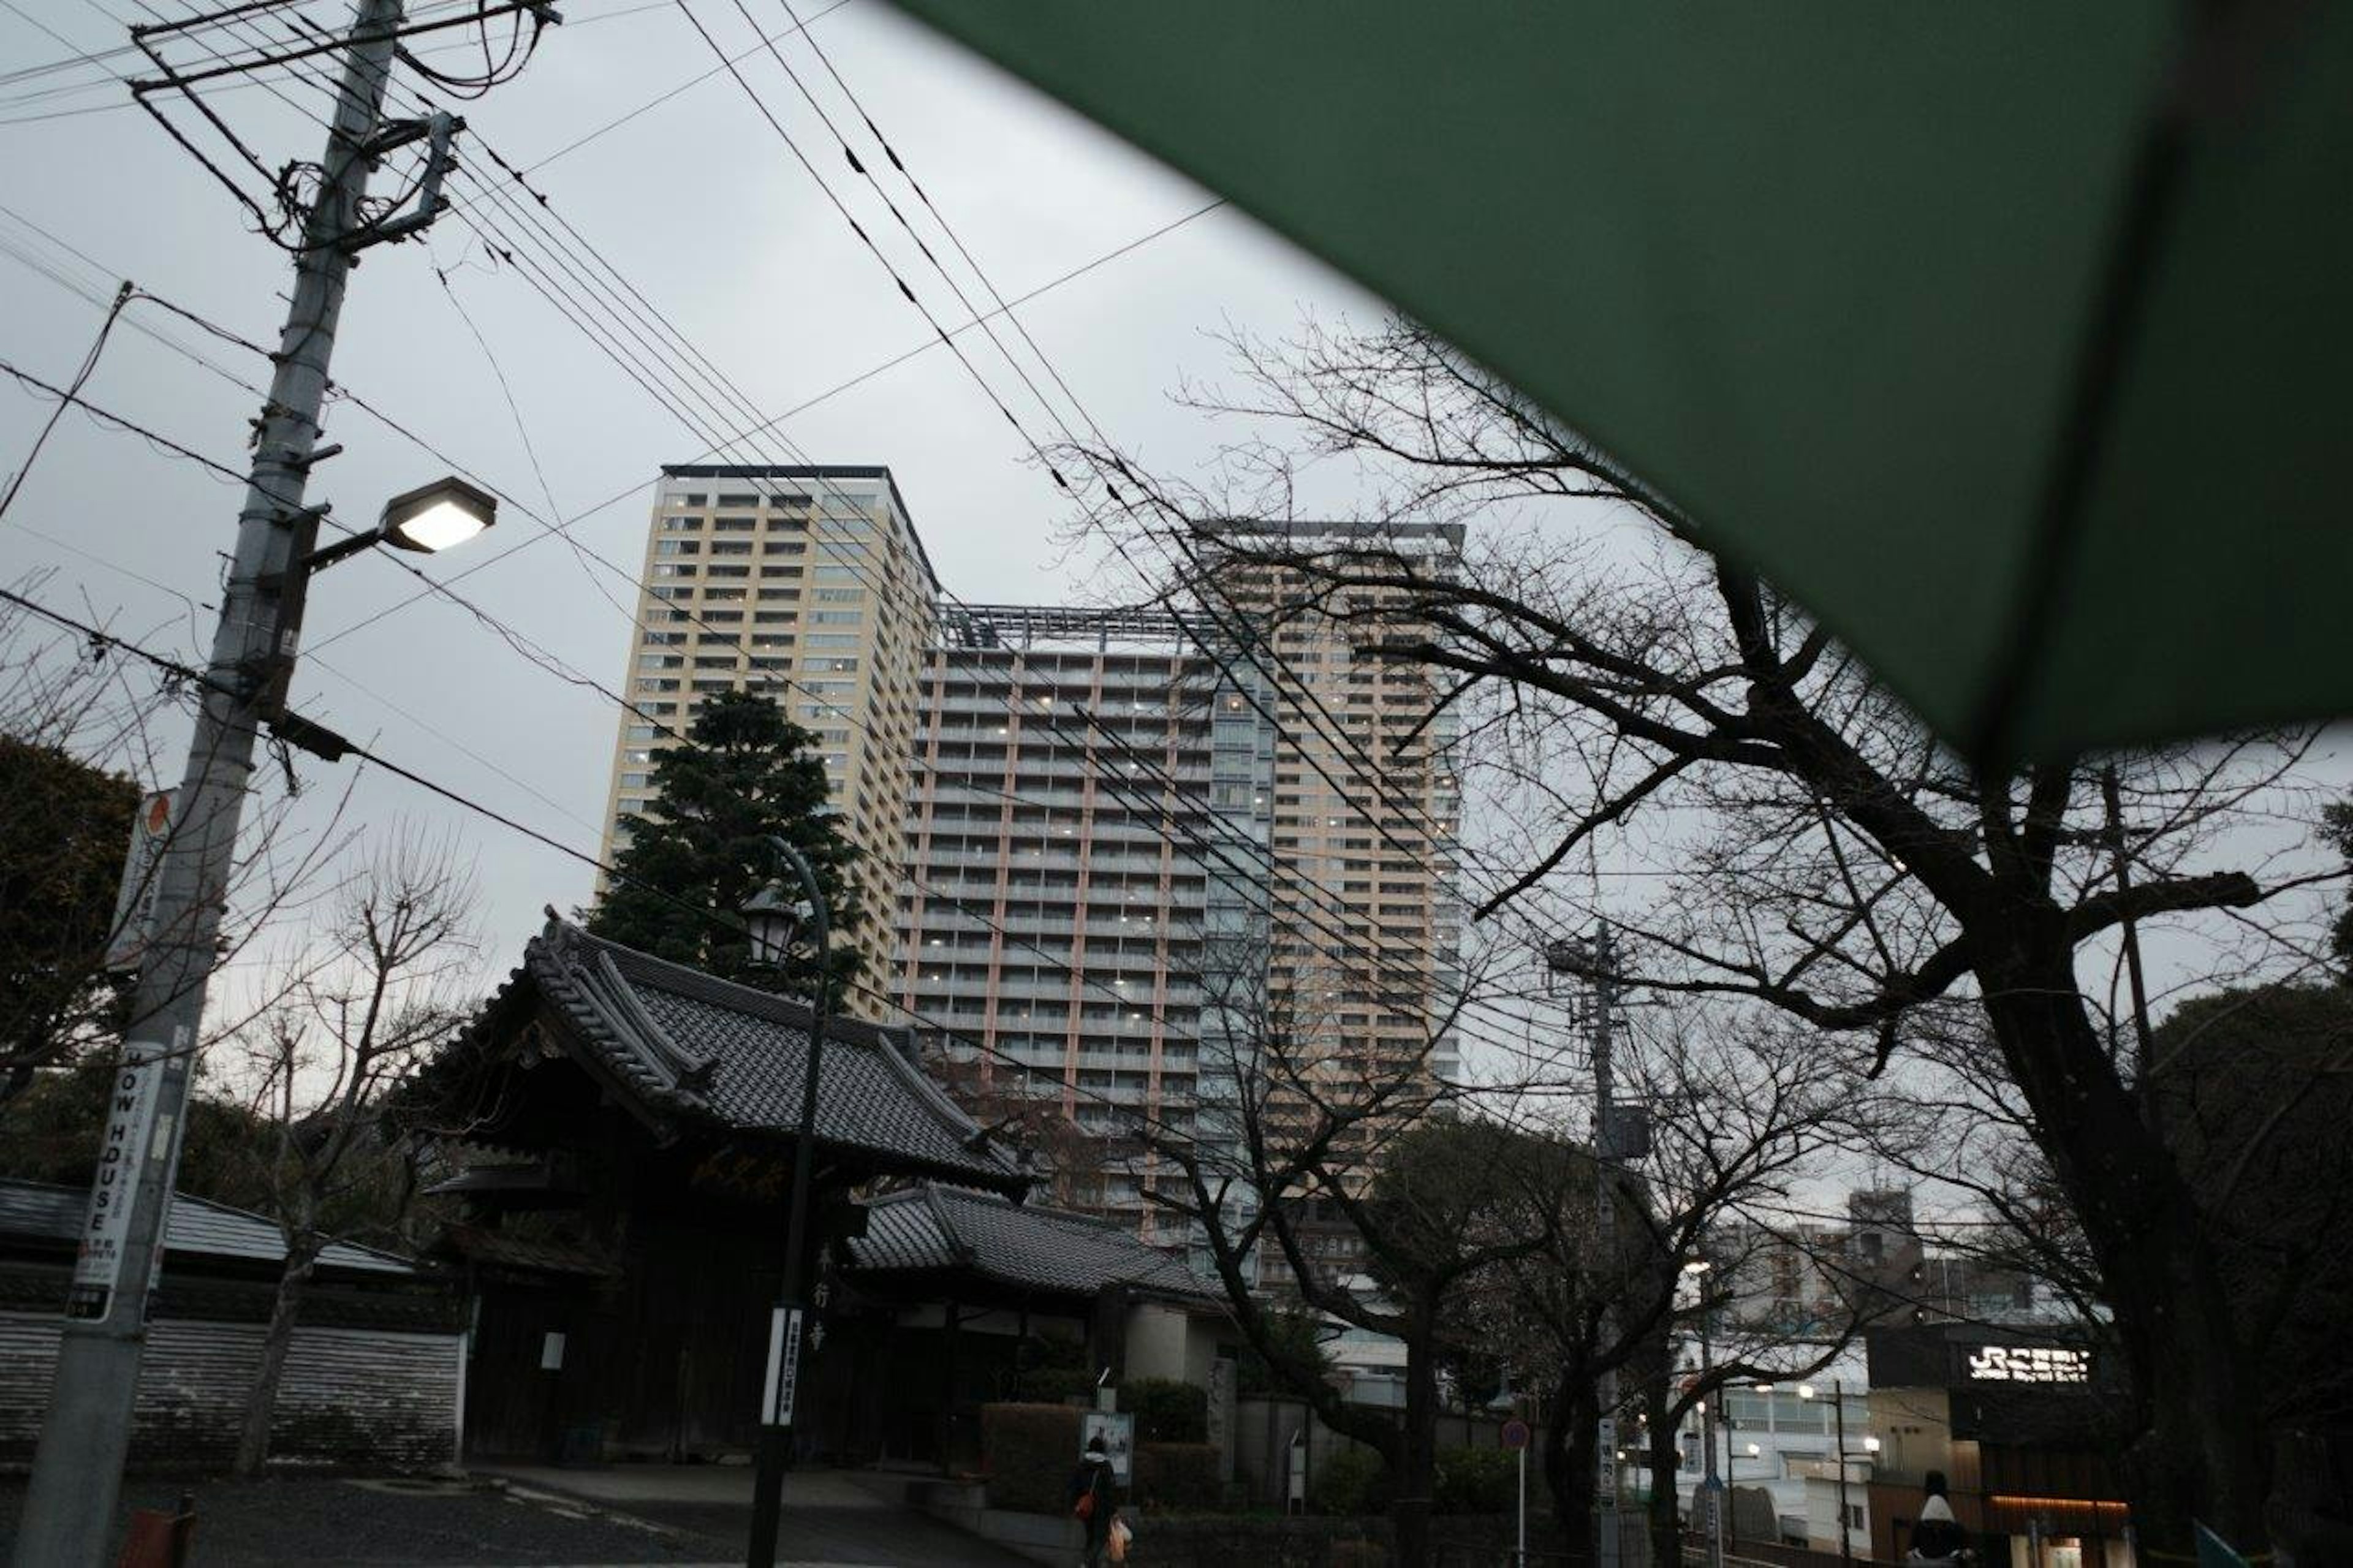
[[4, 37, 1550, 1100], [0, 279, 132, 522]]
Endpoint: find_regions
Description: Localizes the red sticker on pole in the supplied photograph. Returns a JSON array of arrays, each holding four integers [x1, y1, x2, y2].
[[1500, 1418, 1531, 1450]]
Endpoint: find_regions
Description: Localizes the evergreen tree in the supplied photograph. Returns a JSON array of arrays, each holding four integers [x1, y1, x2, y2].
[[0, 733, 138, 1099], [588, 689, 863, 1002]]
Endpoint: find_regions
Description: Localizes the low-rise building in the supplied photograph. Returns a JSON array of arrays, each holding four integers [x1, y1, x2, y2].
[[0, 1179, 461, 1472]]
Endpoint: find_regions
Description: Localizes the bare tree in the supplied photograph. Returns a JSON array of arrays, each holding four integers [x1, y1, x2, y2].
[[0, 575, 360, 1100], [227, 830, 480, 1479], [1065, 314, 2343, 1550], [1138, 950, 1552, 1568], [1450, 1010, 1876, 1556]]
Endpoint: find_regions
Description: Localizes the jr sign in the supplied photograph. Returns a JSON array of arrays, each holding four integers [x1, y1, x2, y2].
[[1965, 1343, 2091, 1384]]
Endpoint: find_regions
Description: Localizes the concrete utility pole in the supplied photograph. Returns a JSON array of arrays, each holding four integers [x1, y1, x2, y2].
[[1547, 923, 1621, 1568], [13, 5, 409, 1561]]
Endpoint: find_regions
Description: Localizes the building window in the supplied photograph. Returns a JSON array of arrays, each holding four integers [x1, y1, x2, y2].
[[811, 610, 862, 625]]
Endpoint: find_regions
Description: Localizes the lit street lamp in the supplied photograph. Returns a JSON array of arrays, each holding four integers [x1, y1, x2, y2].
[[741, 837, 831, 1568], [297, 474, 497, 570]]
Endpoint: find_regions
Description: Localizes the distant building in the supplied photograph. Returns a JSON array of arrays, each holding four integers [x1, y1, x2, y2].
[[601, 465, 938, 1001], [1715, 1187, 2042, 1336], [1202, 521, 1468, 1132], [598, 481, 1469, 1271], [894, 603, 1226, 1243]]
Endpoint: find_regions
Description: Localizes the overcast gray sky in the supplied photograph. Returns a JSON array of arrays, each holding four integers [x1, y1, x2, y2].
[[5, 0, 2346, 1114], [0, 0, 1385, 968]]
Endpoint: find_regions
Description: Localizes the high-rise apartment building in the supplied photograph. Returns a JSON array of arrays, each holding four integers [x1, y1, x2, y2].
[[895, 521, 1464, 1262], [893, 604, 1232, 1242], [599, 465, 937, 1001], [601, 477, 1464, 1262], [1208, 520, 1466, 1133]]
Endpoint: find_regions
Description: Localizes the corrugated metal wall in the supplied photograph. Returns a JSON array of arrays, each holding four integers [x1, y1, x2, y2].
[[0, 1312, 461, 1471]]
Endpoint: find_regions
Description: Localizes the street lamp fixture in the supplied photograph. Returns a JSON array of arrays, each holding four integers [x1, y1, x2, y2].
[[1745, 1442, 1760, 1458], [301, 474, 498, 570], [740, 881, 812, 968], [1681, 1257, 1712, 1275], [740, 838, 832, 1568], [1796, 1383, 1817, 1401], [1863, 1435, 1882, 1454], [381, 474, 498, 551]]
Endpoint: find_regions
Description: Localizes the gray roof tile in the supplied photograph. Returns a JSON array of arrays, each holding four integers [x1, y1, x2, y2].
[[0, 1179, 416, 1275], [848, 1184, 1218, 1306], [505, 920, 1024, 1191]]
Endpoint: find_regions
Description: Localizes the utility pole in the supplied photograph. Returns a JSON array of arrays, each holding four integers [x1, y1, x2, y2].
[[13, 6, 412, 1562], [1547, 923, 1621, 1568]]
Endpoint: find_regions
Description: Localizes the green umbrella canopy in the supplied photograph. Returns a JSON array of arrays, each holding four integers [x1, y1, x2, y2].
[[889, 2, 2352, 765]]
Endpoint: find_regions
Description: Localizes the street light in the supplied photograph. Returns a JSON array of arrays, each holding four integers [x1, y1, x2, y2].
[[1797, 1382, 1869, 1568], [740, 837, 831, 1568], [1682, 1252, 1724, 1568], [13, 456, 494, 1564], [299, 474, 498, 570]]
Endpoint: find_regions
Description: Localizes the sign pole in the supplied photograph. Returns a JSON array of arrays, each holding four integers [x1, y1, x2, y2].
[[1516, 1443, 1526, 1567], [1501, 1415, 1531, 1568]]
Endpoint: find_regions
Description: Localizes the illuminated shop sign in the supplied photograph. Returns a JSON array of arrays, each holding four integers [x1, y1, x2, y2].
[[1965, 1344, 2090, 1384]]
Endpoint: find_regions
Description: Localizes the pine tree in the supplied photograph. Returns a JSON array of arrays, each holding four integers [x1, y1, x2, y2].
[[588, 689, 863, 1002]]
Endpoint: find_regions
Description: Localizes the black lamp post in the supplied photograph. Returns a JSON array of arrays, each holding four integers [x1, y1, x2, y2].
[[741, 836, 829, 1568]]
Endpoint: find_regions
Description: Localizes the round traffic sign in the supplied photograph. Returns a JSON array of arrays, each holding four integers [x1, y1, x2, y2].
[[1499, 1418, 1531, 1451]]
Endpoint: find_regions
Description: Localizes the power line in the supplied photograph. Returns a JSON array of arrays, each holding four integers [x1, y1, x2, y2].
[[0, 279, 131, 521], [18, 36, 1544, 1083]]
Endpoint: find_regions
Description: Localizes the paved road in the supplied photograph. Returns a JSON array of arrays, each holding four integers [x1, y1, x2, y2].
[[0, 1469, 1033, 1567], [483, 1464, 1034, 1568]]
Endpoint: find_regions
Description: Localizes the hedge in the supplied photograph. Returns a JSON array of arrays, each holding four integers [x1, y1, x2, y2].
[[1123, 1377, 1209, 1442], [1434, 1446, 1519, 1514], [1309, 1444, 1389, 1517], [1134, 1441, 1220, 1511], [981, 1402, 1083, 1514]]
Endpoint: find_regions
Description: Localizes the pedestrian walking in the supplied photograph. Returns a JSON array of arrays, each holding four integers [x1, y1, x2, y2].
[[1067, 1432, 1120, 1567], [1906, 1469, 1971, 1566]]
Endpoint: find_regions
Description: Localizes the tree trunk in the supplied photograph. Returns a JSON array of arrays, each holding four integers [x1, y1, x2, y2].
[[1979, 939, 2270, 1551], [233, 1236, 321, 1480], [1644, 1381, 1681, 1568], [1392, 1318, 1439, 1568], [1547, 1365, 1599, 1543]]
